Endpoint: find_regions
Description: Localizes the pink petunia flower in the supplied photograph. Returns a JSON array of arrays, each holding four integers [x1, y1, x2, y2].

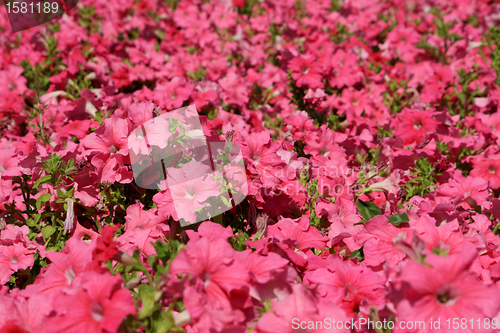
[[166, 161, 222, 224], [434, 176, 489, 210], [0, 242, 34, 284], [304, 255, 386, 316], [45, 271, 135, 333], [470, 158, 500, 189], [355, 215, 413, 267], [0, 147, 21, 177], [392, 108, 440, 145], [29, 237, 94, 296], [254, 284, 349, 333], [170, 235, 250, 312], [288, 55, 324, 89], [395, 244, 500, 333]]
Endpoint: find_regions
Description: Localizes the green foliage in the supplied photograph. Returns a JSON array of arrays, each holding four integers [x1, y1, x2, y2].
[[382, 77, 412, 114], [440, 67, 484, 119], [356, 199, 382, 223], [250, 84, 276, 111], [329, 0, 341, 12], [7, 252, 48, 290], [404, 158, 439, 200], [186, 67, 206, 81], [237, 0, 260, 17], [21, 34, 63, 95], [416, 13, 463, 64], [325, 113, 347, 132], [356, 200, 409, 228], [347, 247, 364, 261], [115, 240, 186, 333], [4, 154, 78, 251], [328, 23, 352, 44], [484, 25, 500, 87], [64, 70, 95, 100], [230, 231, 249, 251], [256, 298, 274, 317], [78, 5, 102, 34], [388, 213, 409, 226]]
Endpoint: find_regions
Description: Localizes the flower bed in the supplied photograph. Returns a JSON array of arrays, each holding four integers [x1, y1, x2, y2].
[[1, 0, 500, 332]]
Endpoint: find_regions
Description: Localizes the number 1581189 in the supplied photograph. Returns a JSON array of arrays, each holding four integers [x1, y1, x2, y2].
[[5, 1, 59, 14]]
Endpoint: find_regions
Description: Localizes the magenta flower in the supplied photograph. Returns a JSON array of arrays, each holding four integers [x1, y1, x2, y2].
[[471, 158, 500, 189], [45, 271, 135, 333], [255, 284, 349, 333], [0, 242, 34, 284], [166, 161, 222, 224], [395, 245, 500, 332], [170, 236, 250, 312], [392, 108, 440, 146], [305, 255, 386, 316], [288, 55, 324, 89], [30, 237, 94, 296], [356, 215, 413, 267]]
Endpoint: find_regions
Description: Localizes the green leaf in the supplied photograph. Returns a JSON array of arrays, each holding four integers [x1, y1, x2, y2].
[[138, 284, 156, 319], [42, 225, 55, 241], [27, 214, 41, 227], [34, 175, 52, 189], [356, 199, 382, 222], [347, 248, 364, 261], [388, 213, 409, 226], [36, 193, 52, 210]]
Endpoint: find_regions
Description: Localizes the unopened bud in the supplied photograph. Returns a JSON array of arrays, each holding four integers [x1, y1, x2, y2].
[[65, 166, 79, 176], [113, 251, 135, 266], [125, 276, 143, 289], [174, 310, 191, 327], [63, 198, 75, 233]]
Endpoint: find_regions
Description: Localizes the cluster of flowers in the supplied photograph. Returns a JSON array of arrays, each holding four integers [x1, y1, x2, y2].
[[1, 0, 500, 331]]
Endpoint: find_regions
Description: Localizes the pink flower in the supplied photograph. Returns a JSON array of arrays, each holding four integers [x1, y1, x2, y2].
[[45, 271, 135, 333], [170, 236, 250, 312], [254, 284, 349, 333], [0, 294, 52, 333], [234, 249, 289, 284], [355, 215, 413, 267], [395, 245, 500, 332], [304, 125, 347, 159], [237, 131, 287, 194], [304, 255, 386, 316], [328, 49, 363, 88], [218, 72, 249, 106], [153, 77, 194, 110], [392, 108, 440, 145], [117, 203, 169, 255], [0, 66, 28, 95], [0, 242, 34, 284], [434, 176, 489, 209], [166, 161, 222, 224], [128, 115, 171, 155], [81, 115, 129, 158], [386, 25, 421, 62], [470, 158, 500, 189], [414, 215, 467, 256], [81, 115, 133, 183], [127, 101, 155, 131], [288, 55, 324, 89], [30, 237, 94, 296], [269, 217, 328, 252], [0, 147, 21, 177], [0, 179, 12, 209]]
